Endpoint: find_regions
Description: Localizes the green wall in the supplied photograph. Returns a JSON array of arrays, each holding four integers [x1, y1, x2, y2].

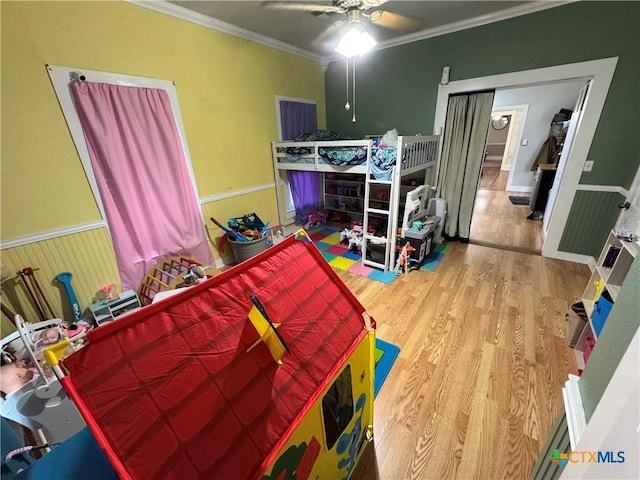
[[558, 190, 625, 258], [325, 1, 640, 189], [579, 254, 640, 422]]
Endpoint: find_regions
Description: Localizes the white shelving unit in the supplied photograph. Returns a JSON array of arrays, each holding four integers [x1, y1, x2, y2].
[[322, 174, 365, 223], [88, 290, 141, 326], [573, 231, 638, 371]]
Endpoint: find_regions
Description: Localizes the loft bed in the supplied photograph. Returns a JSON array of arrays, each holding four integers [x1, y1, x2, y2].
[[272, 134, 439, 180], [272, 133, 441, 271]]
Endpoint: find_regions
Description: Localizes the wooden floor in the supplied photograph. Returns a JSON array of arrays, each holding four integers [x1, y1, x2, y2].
[[471, 168, 543, 253], [339, 242, 590, 480]]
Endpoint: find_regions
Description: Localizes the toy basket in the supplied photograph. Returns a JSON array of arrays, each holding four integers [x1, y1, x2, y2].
[[228, 236, 268, 263]]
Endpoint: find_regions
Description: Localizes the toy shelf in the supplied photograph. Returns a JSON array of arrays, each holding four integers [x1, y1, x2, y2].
[[323, 173, 366, 226], [89, 290, 141, 326], [571, 231, 638, 373]]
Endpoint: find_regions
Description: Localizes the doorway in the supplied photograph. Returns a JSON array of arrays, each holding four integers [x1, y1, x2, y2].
[[470, 81, 585, 253], [472, 106, 544, 253], [434, 58, 618, 262]]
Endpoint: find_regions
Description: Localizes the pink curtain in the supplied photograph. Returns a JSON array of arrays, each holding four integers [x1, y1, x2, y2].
[[71, 81, 213, 290]]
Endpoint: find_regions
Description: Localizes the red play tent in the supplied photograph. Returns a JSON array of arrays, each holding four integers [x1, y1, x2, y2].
[[58, 235, 371, 479]]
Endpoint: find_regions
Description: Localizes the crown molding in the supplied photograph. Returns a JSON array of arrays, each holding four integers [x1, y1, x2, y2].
[[125, 0, 323, 62], [375, 1, 577, 54], [127, 0, 576, 65], [327, 0, 578, 62]]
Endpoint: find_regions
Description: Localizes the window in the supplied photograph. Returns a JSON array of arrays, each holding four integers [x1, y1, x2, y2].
[[276, 96, 318, 221], [47, 66, 212, 290], [322, 365, 354, 450]]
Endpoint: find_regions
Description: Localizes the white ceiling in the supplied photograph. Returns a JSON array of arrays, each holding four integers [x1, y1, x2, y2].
[[160, 1, 567, 60]]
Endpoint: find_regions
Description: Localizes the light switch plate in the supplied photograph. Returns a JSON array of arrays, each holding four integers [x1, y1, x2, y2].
[[441, 66, 450, 85], [584, 160, 594, 172]]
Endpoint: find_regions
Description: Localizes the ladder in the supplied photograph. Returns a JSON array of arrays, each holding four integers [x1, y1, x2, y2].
[[361, 139, 403, 272]]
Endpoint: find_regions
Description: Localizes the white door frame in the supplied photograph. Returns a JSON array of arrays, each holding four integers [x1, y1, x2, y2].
[[273, 96, 317, 225], [434, 57, 618, 263], [544, 82, 591, 237], [491, 104, 530, 191], [47, 65, 202, 227]]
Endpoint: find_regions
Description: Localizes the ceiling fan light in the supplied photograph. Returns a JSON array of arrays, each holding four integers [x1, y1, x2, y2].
[[334, 26, 376, 57]]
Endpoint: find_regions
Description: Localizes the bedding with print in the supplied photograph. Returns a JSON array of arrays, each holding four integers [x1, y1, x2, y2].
[[284, 130, 353, 157]]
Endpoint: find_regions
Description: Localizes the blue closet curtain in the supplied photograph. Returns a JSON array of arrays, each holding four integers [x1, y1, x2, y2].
[[280, 100, 320, 224]]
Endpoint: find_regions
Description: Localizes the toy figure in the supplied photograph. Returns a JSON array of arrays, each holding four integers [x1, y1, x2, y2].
[[348, 235, 362, 253], [305, 210, 327, 229], [339, 228, 363, 253], [95, 284, 117, 303], [38, 327, 62, 347], [394, 243, 416, 274]]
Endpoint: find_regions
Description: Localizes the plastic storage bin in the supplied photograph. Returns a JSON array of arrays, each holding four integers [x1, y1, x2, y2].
[[591, 289, 614, 337], [427, 198, 447, 244], [228, 236, 268, 263]]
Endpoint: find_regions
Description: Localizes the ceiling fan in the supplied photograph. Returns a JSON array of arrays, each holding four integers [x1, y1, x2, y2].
[[262, 0, 424, 53]]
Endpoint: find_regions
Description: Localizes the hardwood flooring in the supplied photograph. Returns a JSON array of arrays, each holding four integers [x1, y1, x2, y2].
[[471, 168, 543, 253], [340, 242, 590, 480], [478, 165, 508, 191]]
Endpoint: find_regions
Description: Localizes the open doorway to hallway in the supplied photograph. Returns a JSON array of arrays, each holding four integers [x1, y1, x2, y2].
[[469, 80, 586, 253], [433, 57, 617, 262]]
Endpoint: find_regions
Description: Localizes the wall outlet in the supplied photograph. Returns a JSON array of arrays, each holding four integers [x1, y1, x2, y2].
[[584, 160, 594, 172]]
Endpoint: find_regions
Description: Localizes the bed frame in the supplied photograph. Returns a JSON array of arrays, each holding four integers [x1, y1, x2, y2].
[[272, 135, 441, 271]]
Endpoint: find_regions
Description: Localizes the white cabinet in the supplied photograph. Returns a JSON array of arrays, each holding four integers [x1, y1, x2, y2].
[[572, 231, 638, 372]]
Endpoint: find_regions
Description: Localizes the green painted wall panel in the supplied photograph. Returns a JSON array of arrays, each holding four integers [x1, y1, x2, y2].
[[325, 1, 640, 188], [530, 411, 569, 480], [558, 190, 624, 257], [579, 254, 640, 422]]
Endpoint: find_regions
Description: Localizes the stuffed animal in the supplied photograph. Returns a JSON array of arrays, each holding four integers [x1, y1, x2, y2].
[[339, 227, 363, 252], [348, 235, 362, 253], [340, 228, 351, 245]]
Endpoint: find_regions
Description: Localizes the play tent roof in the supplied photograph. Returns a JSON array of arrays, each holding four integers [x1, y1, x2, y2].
[[61, 235, 369, 479]]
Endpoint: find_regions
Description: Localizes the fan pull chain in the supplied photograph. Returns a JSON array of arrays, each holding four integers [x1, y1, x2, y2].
[[344, 56, 350, 111], [352, 55, 357, 123]]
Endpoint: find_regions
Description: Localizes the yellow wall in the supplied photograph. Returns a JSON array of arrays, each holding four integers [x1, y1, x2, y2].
[[0, 1, 325, 328]]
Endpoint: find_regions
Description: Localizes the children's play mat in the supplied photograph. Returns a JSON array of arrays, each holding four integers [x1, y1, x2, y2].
[[308, 227, 448, 284]]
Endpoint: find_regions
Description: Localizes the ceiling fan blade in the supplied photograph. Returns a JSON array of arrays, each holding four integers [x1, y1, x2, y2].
[[261, 1, 344, 14], [312, 19, 346, 50], [369, 10, 424, 32]]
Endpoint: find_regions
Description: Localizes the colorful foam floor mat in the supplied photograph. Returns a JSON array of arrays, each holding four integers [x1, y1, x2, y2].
[[308, 227, 448, 284], [374, 337, 400, 397]]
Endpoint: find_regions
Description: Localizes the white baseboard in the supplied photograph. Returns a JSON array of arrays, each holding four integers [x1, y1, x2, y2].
[[214, 255, 235, 269], [507, 185, 533, 193], [546, 250, 596, 267], [563, 374, 586, 450]]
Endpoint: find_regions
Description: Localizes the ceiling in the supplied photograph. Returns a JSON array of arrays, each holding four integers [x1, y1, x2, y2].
[[165, 1, 555, 60]]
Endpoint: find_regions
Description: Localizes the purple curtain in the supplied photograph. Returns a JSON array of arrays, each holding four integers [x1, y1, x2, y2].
[[280, 100, 320, 224], [71, 81, 213, 290]]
